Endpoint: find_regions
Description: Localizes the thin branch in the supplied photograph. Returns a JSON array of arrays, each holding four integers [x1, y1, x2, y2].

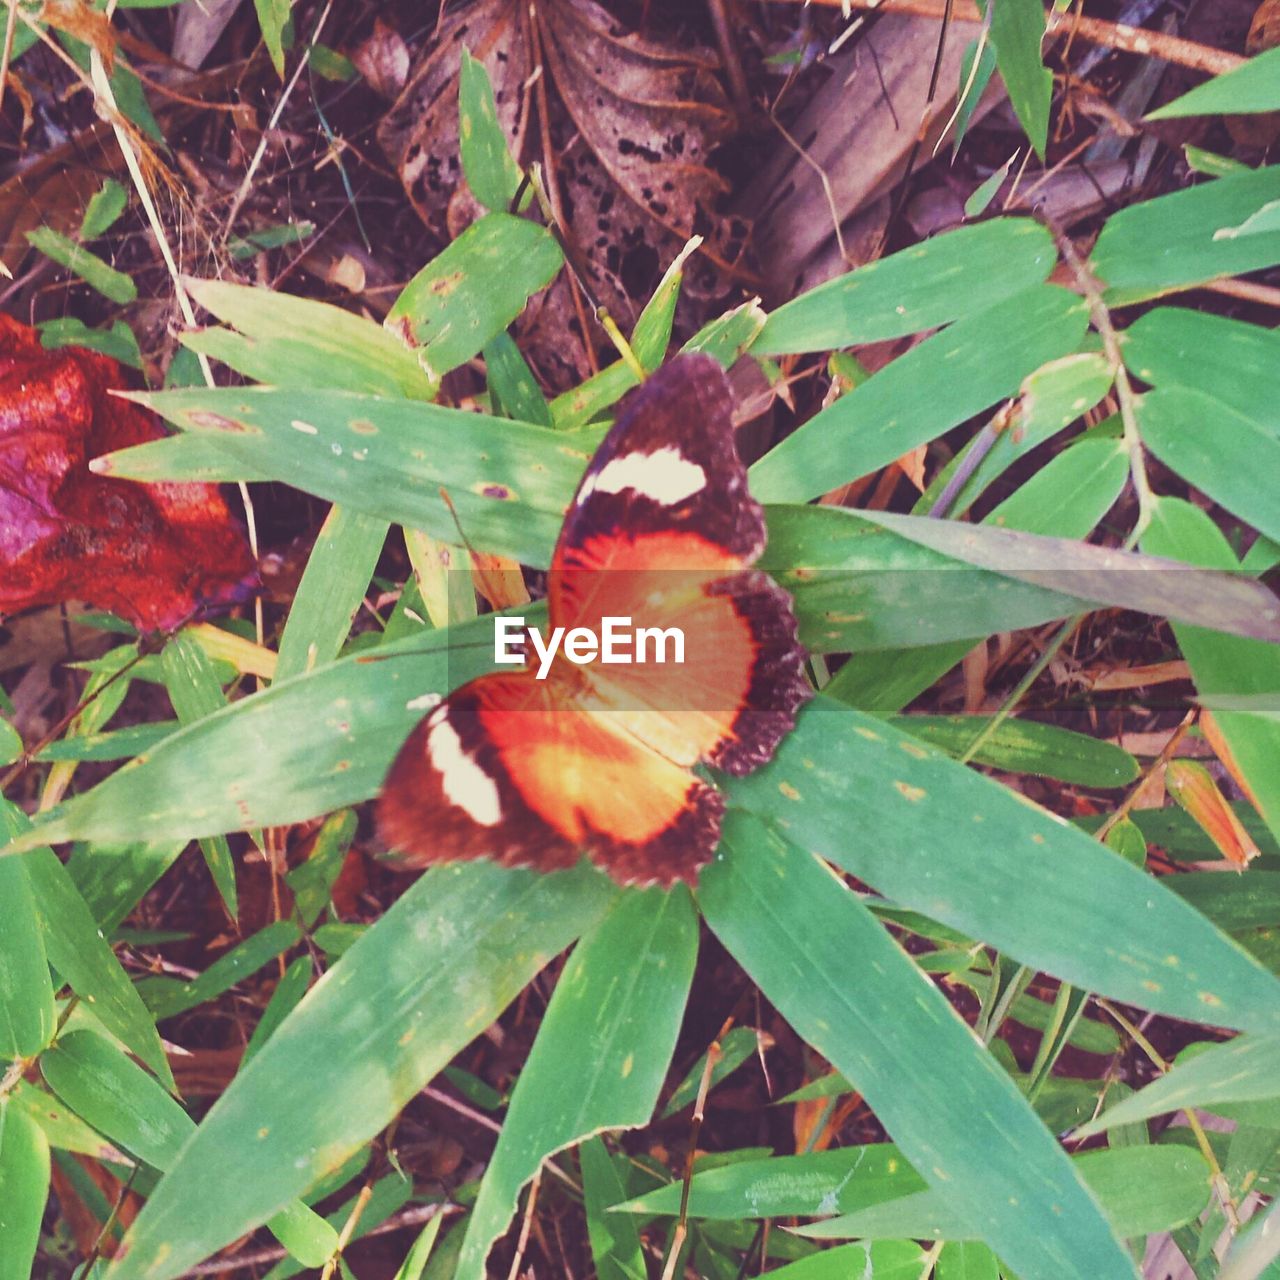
[[760, 0, 1247, 78]]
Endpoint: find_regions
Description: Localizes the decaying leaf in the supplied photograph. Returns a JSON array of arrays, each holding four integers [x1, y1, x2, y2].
[[376, 0, 738, 382], [0, 316, 257, 632], [1165, 758, 1261, 869]]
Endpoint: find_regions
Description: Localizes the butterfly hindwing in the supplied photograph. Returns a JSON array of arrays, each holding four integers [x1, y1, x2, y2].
[[378, 671, 723, 887]]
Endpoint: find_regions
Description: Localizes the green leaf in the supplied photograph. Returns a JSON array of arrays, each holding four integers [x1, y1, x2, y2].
[[0, 1100, 49, 1280], [1141, 498, 1280, 844], [80, 178, 129, 239], [8, 1081, 124, 1160], [1122, 307, 1280, 432], [26, 226, 136, 303], [276, 506, 388, 681], [254, 0, 290, 77], [0, 817, 55, 1059], [243, 956, 312, 1063], [386, 213, 563, 379], [1, 620, 499, 851], [750, 285, 1089, 501], [105, 862, 614, 1280], [580, 1137, 646, 1280], [662, 1025, 763, 1118], [102, 388, 597, 569], [764, 506, 1280, 655], [42, 1030, 338, 1267], [618, 1143, 925, 1219], [184, 278, 437, 400], [284, 810, 356, 929], [1139, 387, 1280, 544], [631, 239, 699, 371], [22, 838, 173, 1089], [161, 633, 238, 917], [39, 316, 142, 368], [1149, 47, 1280, 119], [937, 1242, 999, 1280], [889, 715, 1139, 787], [1076, 1034, 1280, 1137], [139, 920, 301, 1021], [986, 434, 1127, 531], [765, 1242, 926, 1280], [754, 219, 1056, 355], [1091, 165, 1280, 301], [954, 36, 998, 149], [458, 49, 524, 211], [457, 887, 696, 1278], [983, 0, 1052, 157], [0, 716, 18, 766], [484, 332, 551, 426], [698, 817, 1137, 1280], [1105, 818, 1148, 868], [728, 697, 1280, 1033], [794, 1146, 1209, 1241]]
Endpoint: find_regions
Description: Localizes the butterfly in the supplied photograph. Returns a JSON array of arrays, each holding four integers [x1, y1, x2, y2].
[[377, 353, 811, 887]]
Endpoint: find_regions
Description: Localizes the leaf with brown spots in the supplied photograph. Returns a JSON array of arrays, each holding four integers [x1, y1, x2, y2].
[[0, 316, 257, 632]]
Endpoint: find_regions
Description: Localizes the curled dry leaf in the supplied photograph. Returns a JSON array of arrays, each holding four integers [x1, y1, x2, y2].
[[377, 0, 739, 381], [0, 316, 257, 632], [1165, 758, 1261, 869]]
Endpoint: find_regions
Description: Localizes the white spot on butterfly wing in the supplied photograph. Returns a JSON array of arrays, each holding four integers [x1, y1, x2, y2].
[[578, 447, 706, 506], [426, 716, 502, 826]]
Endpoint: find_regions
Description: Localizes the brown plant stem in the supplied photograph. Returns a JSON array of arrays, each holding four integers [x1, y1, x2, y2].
[[762, 0, 1247, 77]]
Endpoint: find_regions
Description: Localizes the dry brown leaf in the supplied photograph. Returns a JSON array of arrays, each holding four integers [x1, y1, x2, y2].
[[1085, 660, 1192, 691], [353, 17, 411, 101], [1166, 759, 1261, 869], [376, 0, 737, 382], [39, 0, 117, 71]]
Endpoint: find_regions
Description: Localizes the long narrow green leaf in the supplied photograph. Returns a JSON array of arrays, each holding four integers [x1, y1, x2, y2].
[[580, 1136, 647, 1280], [1148, 47, 1280, 118], [984, 0, 1051, 156], [457, 887, 696, 1278], [184, 278, 438, 399], [2, 618, 501, 853], [104, 862, 615, 1280], [750, 285, 1088, 501], [1091, 165, 1280, 300], [1076, 1034, 1280, 1137], [728, 697, 1280, 1033], [793, 1146, 1208, 1241], [98, 389, 598, 569], [22, 840, 172, 1089], [0, 1100, 49, 1280], [0, 814, 55, 1059], [276, 506, 389, 681], [698, 816, 1137, 1280], [161, 634, 238, 916], [42, 1030, 337, 1267], [458, 50, 524, 212], [755, 219, 1055, 354], [765, 1242, 926, 1280], [26, 226, 136, 303]]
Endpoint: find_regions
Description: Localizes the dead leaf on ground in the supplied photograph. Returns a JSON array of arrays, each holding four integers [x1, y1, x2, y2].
[[376, 0, 739, 383], [1166, 759, 1261, 868]]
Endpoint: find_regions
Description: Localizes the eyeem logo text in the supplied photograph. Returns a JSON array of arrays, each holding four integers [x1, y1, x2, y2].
[[495, 616, 686, 680]]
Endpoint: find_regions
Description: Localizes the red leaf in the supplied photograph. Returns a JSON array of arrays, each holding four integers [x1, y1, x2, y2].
[[0, 315, 257, 632]]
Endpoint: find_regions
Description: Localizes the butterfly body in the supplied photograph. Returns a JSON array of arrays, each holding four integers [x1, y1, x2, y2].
[[378, 354, 810, 887]]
